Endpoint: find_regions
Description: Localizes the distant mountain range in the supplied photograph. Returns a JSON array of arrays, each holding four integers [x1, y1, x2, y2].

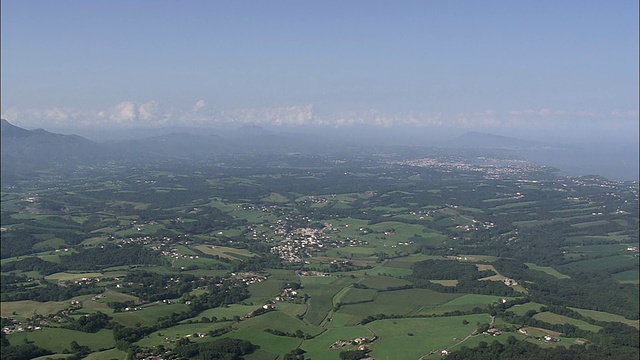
[[2, 120, 637, 182], [1, 119, 110, 160], [0, 120, 340, 185]]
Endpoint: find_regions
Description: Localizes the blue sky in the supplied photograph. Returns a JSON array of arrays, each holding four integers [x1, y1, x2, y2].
[[1, 0, 638, 135]]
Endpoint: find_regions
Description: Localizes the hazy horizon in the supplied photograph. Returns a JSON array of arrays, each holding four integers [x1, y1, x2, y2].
[[1, 1, 638, 145]]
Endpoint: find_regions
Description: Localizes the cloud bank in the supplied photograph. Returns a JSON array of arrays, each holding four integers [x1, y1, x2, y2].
[[2, 100, 637, 133]]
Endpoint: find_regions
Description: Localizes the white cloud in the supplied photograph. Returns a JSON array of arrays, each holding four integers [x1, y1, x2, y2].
[[109, 101, 138, 123], [2, 102, 637, 131], [137, 101, 160, 121], [225, 104, 315, 126], [193, 100, 206, 111]]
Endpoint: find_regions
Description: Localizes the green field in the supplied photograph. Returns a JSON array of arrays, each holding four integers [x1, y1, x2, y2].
[[338, 289, 460, 317], [413, 294, 516, 316], [246, 276, 287, 305], [111, 303, 190, 327], [571, 219, 609, 228], [275, 302, 307, 319], [525, 263, 570, 279], [221, 327, 302, 357], [565, 234, 628, 244], [194, 304, 258, 321], [358, 275, 412, 290], [441, 294, 513, 307], [367, 314, 491, 359], [1, 300, 72, 318], [45, 271, 127, 282], [304, 283, 345, 325], [489, 200, 539, 210], [613, 269, 640, 283], [561, 255, 638, 273], [135, 321, 234, 347], [509, 302, 545, 316], [299, 326, 375, 360], [83, 348, 127, 360], [430, 279, 458, 286], [194, 245, 257, 260], [533, 312, 602, 332], [6, 328, 115, 353], [339, 287, 377, 304], [569, 308, 640, 329]]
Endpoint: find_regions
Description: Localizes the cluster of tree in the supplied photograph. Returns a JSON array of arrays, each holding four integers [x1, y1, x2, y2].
[[64, 340, 92, 359], [61, 244, 166, 270], [0, 231, 41, 259], [3, 244, 163, 278], [494, 307, 639, 351], [0, 273, 29, 285], [80, 214, 119, 233], [0, 274, 38, 296], [117, 271, 201, 302], [446, 337, 639, 360], [1, 256, 66, 276], [168, 206, 244, 234], [62, 311, 111, 333], [113, 323, 156, 349], [156, 310, 199, 329], [110, 279, 250, 349], [264, 328, 312, 339], [232, 254, 286, 272], [19, 224, 85, 246], [410, 259, 493, 280], [283, 348, 307, 360], [409, 260, 516, 296], [339, 349, 369, 360], [0, 282, 103, 302], [107, 300, 136, 312], [0, 344, 53, 360], [172, 338, 257, 360], [493, 258, 639, 319], [187, 280, 249, 313]]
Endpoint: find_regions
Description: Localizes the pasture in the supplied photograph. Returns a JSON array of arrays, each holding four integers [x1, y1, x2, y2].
[[111, 303, 190, 327], [560, 254, 638, 273], [304, 283, 344, 325], [358, 275, 412, 290], [300, 326, 375, 360], [525, 263, 570, 279], [275, 302, 307, 319], [194, 304, 257, 321], [1, 300, 71, 318], [194, 244, 257, 260], [367, 314, 491, 359], [569, 308, 640, 329], [339, 288, 377, 304], [221, 327, 302, 357], [413, 293, 514, 316], [135, 321, 233, 347], [508, 302, 544, 316], [6, 328, 115, 353], [83, 348, 126, 360], [532, 312, 602, 332], [338, 289, 460, 317], [613, 269, 639, 284], [571, 219, 609, 228]]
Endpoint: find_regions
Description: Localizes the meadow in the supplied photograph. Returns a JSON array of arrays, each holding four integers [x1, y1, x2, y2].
[[367, 314, 491, 359]]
